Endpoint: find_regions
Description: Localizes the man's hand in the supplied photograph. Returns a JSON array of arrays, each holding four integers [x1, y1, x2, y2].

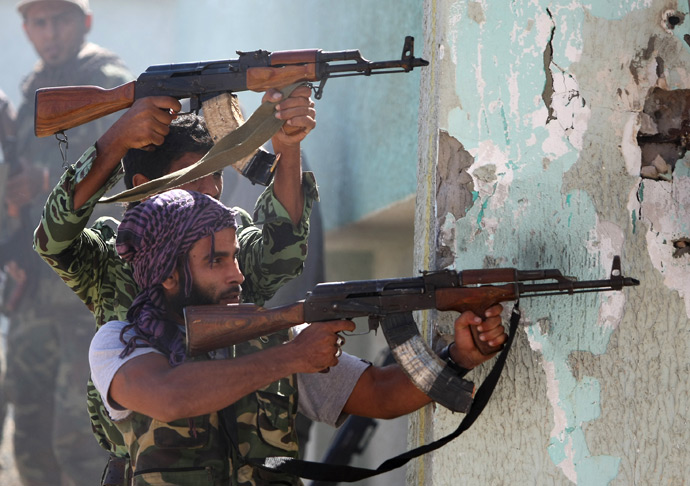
[[289, 320, 356, 373], [264, 85, 316, 149], [450, 304, 508, 370], [73, 96, 181, 209], [96, 96, 181, 158]]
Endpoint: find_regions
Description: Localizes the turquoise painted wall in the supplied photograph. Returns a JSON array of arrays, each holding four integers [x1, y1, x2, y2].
[[415, 1, 690, 484]]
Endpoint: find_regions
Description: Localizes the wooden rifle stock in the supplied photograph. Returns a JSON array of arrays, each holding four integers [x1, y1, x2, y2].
[[185, 301, 305, 356], [34, 82, 136, 137]]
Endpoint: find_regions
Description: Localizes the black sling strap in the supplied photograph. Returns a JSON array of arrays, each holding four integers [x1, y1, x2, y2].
[[252, 303, 522, 482]]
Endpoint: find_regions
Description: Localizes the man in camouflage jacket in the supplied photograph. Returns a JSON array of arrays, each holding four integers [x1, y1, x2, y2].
[[6, 1, 132, 484], [34, 88, 318, 485], [88, 187, 507, 486]]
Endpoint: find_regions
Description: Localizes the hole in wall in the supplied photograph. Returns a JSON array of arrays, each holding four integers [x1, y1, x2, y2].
[[673, 238, 690, 258], [663, 10, 684, 32], [636, 87, 690, 180]]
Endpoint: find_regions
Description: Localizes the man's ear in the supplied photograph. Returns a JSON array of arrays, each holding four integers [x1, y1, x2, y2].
[[162, 268, 179, 293], [84, 13, 93, 34], [131, 173, 151, 188]]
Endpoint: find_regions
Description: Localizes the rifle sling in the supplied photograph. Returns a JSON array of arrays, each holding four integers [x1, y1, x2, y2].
[[252, 303, 522, 483], [99, 83, 303, 204]]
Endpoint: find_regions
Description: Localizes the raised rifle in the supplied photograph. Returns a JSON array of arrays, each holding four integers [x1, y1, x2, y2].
[[184, 256, 639, 413], [33, 37, 427, 185]]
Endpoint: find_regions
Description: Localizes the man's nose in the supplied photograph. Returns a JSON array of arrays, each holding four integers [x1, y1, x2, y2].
[[229, 263, 245, 285], [44, 19, 59, 38]]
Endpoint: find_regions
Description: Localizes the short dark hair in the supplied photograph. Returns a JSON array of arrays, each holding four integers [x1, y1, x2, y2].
[[122, 113, 213, 189]]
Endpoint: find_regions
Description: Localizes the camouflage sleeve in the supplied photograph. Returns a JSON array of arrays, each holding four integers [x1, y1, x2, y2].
[[237, 172, 319, 306], [33, 145, 125, 309]]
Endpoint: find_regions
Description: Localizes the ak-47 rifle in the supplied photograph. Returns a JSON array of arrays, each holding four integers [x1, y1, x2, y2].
[[184, 256, 639, 413], [33, 37, 428, 185]]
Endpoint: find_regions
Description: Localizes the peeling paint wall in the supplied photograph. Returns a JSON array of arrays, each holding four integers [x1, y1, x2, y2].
[[415, 1, 690, 485]]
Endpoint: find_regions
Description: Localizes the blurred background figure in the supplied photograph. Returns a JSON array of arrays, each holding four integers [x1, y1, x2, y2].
[[3, 1, 131, 484], [0, 87, 17, 482]]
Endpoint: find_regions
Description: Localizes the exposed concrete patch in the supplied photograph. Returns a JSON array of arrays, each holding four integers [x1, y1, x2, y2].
[[467, 1, 485, 25], [542, 8, 557, 124], [436, 130, 476, 267]]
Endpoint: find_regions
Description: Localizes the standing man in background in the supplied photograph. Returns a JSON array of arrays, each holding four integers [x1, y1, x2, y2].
[[4, 1, 132, 484], [0, 87, 17, 462]]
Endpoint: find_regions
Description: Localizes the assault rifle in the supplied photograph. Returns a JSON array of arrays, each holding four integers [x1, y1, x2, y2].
[[34, 36, 426, 186], [34, 36, 427, 137], [185, 256, 639, 413]]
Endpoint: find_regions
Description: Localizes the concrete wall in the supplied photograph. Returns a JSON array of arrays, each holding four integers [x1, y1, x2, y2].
[[415, 0, 690, 484]]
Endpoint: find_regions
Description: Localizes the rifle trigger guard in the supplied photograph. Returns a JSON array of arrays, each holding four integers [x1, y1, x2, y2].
[[55, 131, 69, 169], [310, 78, 327, 100]]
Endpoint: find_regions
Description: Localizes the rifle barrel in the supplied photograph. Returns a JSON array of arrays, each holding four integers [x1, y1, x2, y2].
[[519, 277, 640, 297]]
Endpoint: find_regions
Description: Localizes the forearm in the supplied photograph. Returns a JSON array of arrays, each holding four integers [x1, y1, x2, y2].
[[271, 140, 304, 225], [237, 173, 318, 304], [114, 343, 307, 422], [343, 364, 432, 420], [34, 146, 121, 258], [73, 134, 128, 209]]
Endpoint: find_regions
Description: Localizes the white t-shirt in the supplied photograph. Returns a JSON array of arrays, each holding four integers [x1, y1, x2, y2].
[[89, 321, 370, 427]]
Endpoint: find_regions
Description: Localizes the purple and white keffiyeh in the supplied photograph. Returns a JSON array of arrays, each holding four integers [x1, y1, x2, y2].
[[116, 189, 237, 366]]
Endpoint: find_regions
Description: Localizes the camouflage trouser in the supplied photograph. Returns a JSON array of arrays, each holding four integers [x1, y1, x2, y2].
[[6, 308, 108, 486]]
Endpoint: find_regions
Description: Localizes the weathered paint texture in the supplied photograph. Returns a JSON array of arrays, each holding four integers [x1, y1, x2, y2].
[[416, 0, 690, 485]]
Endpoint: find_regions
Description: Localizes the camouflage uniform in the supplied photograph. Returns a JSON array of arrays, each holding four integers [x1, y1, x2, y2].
[[7, 42, 132, 486], [115, 331, 300, 486], [34, 145, 317, 484]]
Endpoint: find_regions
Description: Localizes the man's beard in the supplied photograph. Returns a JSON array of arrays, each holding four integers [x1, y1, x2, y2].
[[167, 281, 242, 319]]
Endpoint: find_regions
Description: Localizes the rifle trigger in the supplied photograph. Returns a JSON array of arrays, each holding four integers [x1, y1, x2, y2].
[[368, 316, 380, 335]]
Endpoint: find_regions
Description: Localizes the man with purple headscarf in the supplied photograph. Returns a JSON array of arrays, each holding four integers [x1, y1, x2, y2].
[[89, 189, 508, 485]]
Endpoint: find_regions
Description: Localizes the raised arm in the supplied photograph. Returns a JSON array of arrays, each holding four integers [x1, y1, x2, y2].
[[263, 85, 316, 225]]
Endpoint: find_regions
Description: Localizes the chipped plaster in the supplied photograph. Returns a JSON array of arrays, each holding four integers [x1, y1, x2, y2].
[[420, 1, 690, 484]]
